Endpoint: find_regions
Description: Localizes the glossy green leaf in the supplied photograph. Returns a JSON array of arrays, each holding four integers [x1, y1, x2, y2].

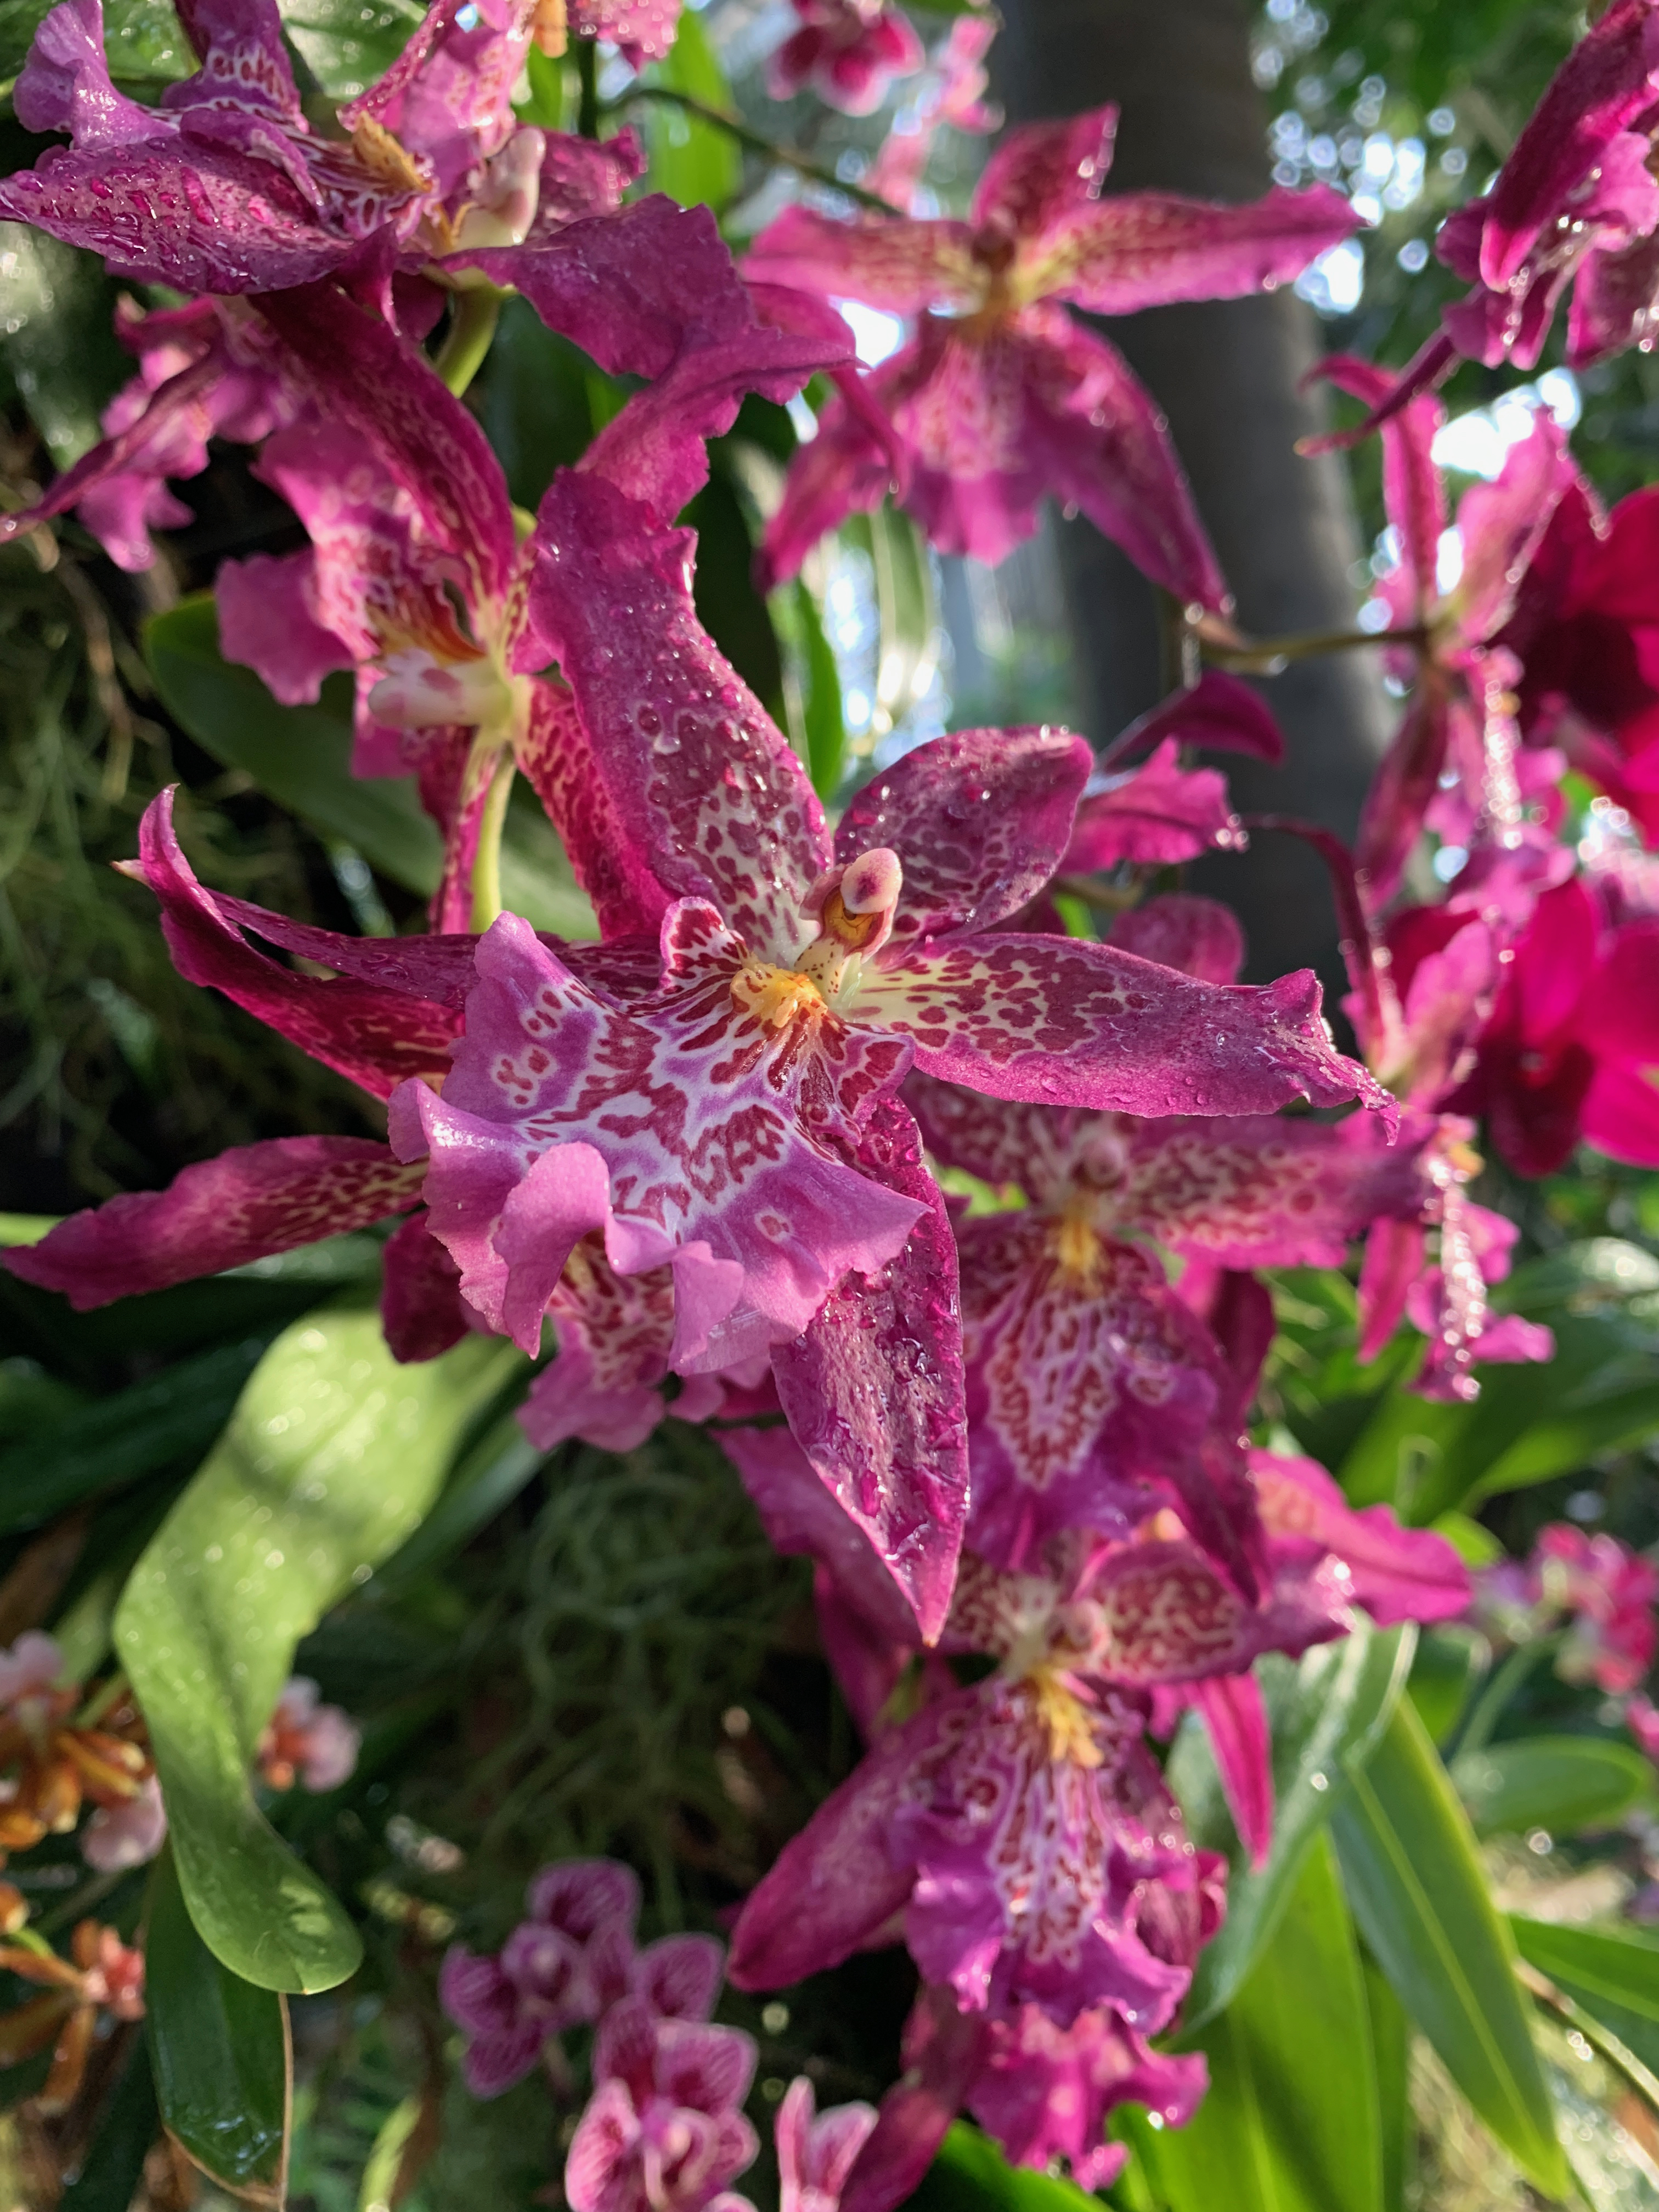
[[1510, 1917, 1659, 2080], [0, 1336, 268, 1537], [0, 228, 128, 467], [1330, 1696, 1570, 2198], [1172, 1619, 1414, 2029], [639, 8, 740, 211], [0, 0, 185, 88], [840, 502, 941, 746], [115, 1308, 515, 1991], [1453, 1736, 1654, 1839], [371, 1413, 546, 1594], [906, 2120, 1099, 2212], [144, 596, 596, 937], [146, 1846, 291, 2202], [1148, 1835, 1381, 2212]]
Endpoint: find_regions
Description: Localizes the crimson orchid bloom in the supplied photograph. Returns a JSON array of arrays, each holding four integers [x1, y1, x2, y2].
[[768, 0, 923, 116], [742, 106, 1357, 597]]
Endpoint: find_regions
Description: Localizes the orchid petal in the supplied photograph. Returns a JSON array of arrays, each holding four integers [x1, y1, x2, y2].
[[527, 472, 830, 963], [1107, 894, 1245, 985], [970, 107, 1119, 249], [743, 204, 978, 316], [855, 933, 1393, 1119], [381, 1210, 474, 1362], [770, 1099, 968, 1643], [4, 1137, 420, 1310], [1192, 1673, 1274, 1870], [836, 726, 1091, 952], [133, 789, 459, 1098], [1317, 353, 1446, 622], [1066, 740, 1243, 870], [216, 550, 355, 705], [1251, 1449, 1472, 1625]]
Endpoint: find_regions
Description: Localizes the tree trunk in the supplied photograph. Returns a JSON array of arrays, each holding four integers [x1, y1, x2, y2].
[[991, 0, 1392, 995]]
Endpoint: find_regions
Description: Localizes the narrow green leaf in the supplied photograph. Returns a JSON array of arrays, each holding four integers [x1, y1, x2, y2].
[[639, 8, 740, 211], [1150, 1835, 1381, 2212], [0, 1337, 267, 1537], [1172, 1620, 1414, 2029], [792, 579, 847, 799], [906, 2120, 1099, 2212], [115, 1309, 515, 1991], [1510, 1918, 1659, 2080], [144, 596, 595, 936], [146, 1846, 291, 2201], [1362, 1952, 1410, 2212], [1453, 1736, 1654, 1838], [1331, 1696, 1571, 2198]]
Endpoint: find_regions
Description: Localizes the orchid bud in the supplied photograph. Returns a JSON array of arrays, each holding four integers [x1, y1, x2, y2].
[[454, 128, 546, 251]]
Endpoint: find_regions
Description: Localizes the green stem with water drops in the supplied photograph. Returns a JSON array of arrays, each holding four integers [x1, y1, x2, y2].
[[433, 284, 505, 398], [470, 752, 517, 934], [1452, 1631, 1564, 1761], [1200, 620, 1431, 675], [608, 86, 903, 215]]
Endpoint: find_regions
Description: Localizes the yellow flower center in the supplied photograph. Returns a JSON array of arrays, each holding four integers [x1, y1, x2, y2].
[[731, 964, 827, 1029], [1026, 1667, 1104, 1769], [1050, 1204, 1105, 1290], [350, 116, 431, 195]]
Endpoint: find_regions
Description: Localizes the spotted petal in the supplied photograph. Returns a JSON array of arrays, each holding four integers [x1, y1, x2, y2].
[[134, 789, 459, 1098], [770, 1099, 968, 1642], [834, 727, 1091, 953], [4, 1137, 420, 1309], [853, 933, 1394, 1120], [1251, 1450, 1472, 1626], [526, 472, 830, 963], [742, 203, 978, 316], [1065, 740, 1243, 870]]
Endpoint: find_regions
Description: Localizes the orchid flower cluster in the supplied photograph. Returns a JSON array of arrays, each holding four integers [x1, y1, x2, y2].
[[1, 0, 1658, 2191]]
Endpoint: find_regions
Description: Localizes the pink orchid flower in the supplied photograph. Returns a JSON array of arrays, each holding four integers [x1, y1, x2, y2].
[[743, 106, 1357, 594], [726, 1528, 1348, 2026], [866, 14, 1000, 215], [565, 1998, 759, 2212], [768, 0, 923, 116], [1316, 0, 1659, 444], [775, 2077, 879, 2212], [0, 0, 665, 304], [257, 1677, 361, 1793], [906, 1064, 1431, 1577]]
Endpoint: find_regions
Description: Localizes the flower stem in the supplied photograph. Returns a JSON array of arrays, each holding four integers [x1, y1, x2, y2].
[[1201, 621, 1429, 674], [71, 1672, 129, 1730], [1453, 1632, 1562, 1760], [470, 753, 517, 934], [433, 285, 505, 399], [609, 86, 902, 215], [577, 36, 599, 138]]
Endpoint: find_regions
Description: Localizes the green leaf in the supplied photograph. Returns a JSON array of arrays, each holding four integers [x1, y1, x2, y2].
[[790, 579, 847, 800], [1147, 1835, 1381, 2212], [686, 467, 785, 724], [371, 1413, 546, 1594], [277, 0, 426, 98], [1172, 1620, 1414, 2029], [0, 228, 128, 468], [1330, 1695, 1570, 2198], [843, 502, 940, 742], [1453, 1736, 1654, 1839], [639, 9, 741, 211], [146, 1845, 291, 2202], [1509, 1918, 1659, 2081], [0, 1337, 268, 1537], [115, 1309, 516, 1991], [144, 596, 596, 938], [1362, 1952, 1410, 2212], [0, 0, 185, 89], [905, 2120, 1099, 2212], [1407, 1624, 1484, 1746]]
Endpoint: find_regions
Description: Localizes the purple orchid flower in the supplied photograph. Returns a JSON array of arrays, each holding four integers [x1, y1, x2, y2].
[[1314, 0, 1659, 444], [742, 106, 1357, 595], [1316, 358, 1585, 911], [725, 1527, 1347, 2025], [565, 1998, 759, 2212], [0, 0, 662, 303], [767, 0, 923, 117], [905, 1064, 1431, 1575], [391, 474, 1386, 1632], [775, 2078, 879, 2212], [866, 15, 1000, 216]]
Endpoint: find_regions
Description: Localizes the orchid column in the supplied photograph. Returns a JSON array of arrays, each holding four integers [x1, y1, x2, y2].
[[991, 0, 1392, 993]]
